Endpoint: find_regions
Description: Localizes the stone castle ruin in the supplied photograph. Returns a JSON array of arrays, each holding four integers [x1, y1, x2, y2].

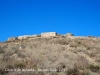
[[7, 32, 74, 41], [41, 32, 57, 37], [7, 32, 97, 42], [7, 32, 58, 41], [18, 35, 37, 40]]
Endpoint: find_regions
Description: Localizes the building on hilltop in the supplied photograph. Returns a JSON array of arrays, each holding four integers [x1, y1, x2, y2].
[[41, 32, 57, 37]]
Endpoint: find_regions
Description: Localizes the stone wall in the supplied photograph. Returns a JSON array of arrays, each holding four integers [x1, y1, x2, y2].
[[18, 35, 38, 40], [7, 37, 17, 41], [41, 32, 57, 37], [18, 36, 29, 40]]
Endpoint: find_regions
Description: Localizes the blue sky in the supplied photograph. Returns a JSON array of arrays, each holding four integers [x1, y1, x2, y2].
[[0, 0, 100, 41]]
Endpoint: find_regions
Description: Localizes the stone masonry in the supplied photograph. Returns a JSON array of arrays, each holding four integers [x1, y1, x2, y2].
[[41, 32, 57, 37]]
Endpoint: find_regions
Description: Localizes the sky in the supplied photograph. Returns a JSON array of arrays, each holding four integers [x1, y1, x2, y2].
[[0, 0, 100, 42]]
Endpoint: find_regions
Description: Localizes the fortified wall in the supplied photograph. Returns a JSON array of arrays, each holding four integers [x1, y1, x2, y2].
[[41, 32, 57, 37], [7, 32, 98, 42], [18, 35, 37, 40], [7, 32, 74, 41]]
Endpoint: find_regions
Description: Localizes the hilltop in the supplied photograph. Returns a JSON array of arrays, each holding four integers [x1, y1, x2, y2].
[[0, 32, 100, 75]]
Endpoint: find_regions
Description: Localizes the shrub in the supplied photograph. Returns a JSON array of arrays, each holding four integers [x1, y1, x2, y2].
[[11, 47, 19, 53], [89, 53, 96, 58], [18, 52, 27, 58], [6, 64, 14, 69], [95, 58, 100, 63], [86, 47, 91, 50], [69, 42, 80, 47], [66, 67, 90, 75], [56, 63, 66, 72], [31, 65, 38, 70], [75, 55, 89, 70], [36, 35, 41, 37], [0, 47, 4, 53], [56, 39, 69, 45], [0, 68, 8, 75], [79, 70, 90, 75], [14, 62, 26, 69], [66, 67, 79, 75], [88, 64, 100, 72]]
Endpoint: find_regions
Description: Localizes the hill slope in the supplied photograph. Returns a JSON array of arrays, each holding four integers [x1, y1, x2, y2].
[[0, 36, 100, 75]]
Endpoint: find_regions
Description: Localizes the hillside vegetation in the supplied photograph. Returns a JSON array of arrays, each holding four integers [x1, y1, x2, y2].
[[0, 35, 100, 75]]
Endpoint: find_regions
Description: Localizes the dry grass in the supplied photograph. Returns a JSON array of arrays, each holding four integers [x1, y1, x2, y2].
[[0, 36, 100, 75]]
